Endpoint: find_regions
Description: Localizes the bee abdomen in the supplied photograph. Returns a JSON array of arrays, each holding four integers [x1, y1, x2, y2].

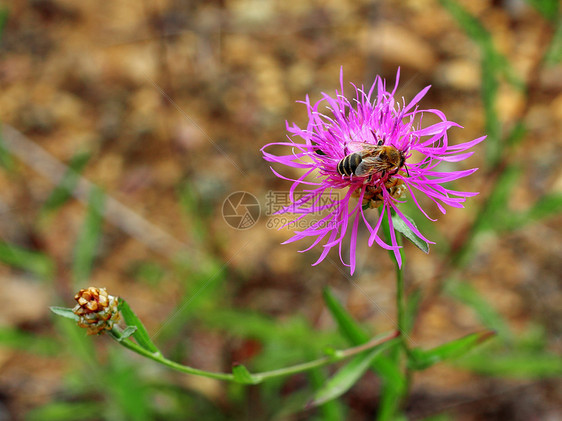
[[337, 153, 362, 176]]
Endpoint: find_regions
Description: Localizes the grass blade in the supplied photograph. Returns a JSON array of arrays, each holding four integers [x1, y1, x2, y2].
[[72, 186, 105, 285]]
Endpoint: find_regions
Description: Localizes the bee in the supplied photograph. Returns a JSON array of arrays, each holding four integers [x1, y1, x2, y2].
[[361, 178, 407, 208], [337, 137, 407, 179]]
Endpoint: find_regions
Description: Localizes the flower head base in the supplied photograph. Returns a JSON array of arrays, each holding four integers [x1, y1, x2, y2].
[[262, 69, 485, 274], [73, 287, 120, 335]]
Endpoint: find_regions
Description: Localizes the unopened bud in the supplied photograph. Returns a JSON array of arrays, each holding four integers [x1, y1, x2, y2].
[[73, 287, 120, 335]]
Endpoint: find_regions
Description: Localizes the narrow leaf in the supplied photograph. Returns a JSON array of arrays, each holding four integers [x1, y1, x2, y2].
[[409, 330, 495, 370], [323, 288, 369, 344], [119, 298, 160, 354], [392, 213, 429, 254], [480, 55, 502, 166], [0, 242, 55, 280], [72, 186, 105, 284], [50, 306, 79, 322], [377, 380, 405, 421], [41, 152, 91, 217], [524, 0, 559, 21], [232, 363, 259, 385], [439, 0, 490, 45], [457, 351, 562, 378], [323, 288, 405, 394], [527, 193, 562, 221], [0, 9, 8, 41], [308, 343, 391, 408], [308, 367, 346, 420], [0, 123, 15, 171], [26, 402, 103, 421], [117, 326, 138, 341], [545, 18, 562, 64], [440, 0, 523, 89], [0, 327, 59, 355], [446, 281, 511, 339]]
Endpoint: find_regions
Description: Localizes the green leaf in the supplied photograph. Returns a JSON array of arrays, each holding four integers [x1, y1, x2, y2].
[[392, 213, 429, 254], [0, 123, 15, 172], [377, 380, 405, 421], [308, 342, 393, 408], [457, 351, 562, 378], [481, 54, 502, 166], [105, 352, 151, 421], [323, 288, 369, 344], [50, 306, 79, 322], [440, 0, 523, 89], [0, 242, 55, 280], [524, 0, 559, 21], [527, 193, 562, 221], [0, 327, 59, 355], [72, 186, 105, 284], [26, 402, 103, 421], [232, 363, 259, 385], [409, 330, 495, 370], [118, 298, 160, 354], [322, 288, 405, 397], [545, 17, 562, 64], [445, 281, 511, 339], [440, 0, 490, 44], [505, 121, 527, 148], [474, 165, 521, 233], [308, 367, 346, 420], [40, 152, 91, 217], [0, 8, 7, 39], [117, 326, 138, 341]]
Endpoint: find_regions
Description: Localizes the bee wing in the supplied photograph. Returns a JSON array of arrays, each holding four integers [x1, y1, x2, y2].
[[354, 156, 381, 177], [346, 141, 377, 151]]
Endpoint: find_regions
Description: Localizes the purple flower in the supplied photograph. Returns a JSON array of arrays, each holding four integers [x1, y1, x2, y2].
[[262, 69, 485, 275]]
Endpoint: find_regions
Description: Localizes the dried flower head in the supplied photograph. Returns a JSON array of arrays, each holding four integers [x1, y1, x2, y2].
[[262, 69, 485, 274], [73, 287, 120, 335]]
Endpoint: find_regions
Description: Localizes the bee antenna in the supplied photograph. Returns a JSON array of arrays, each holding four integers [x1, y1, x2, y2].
[[405, 165, 410, 177]]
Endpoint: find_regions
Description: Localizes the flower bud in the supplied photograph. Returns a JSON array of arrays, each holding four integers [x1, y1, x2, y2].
[[73, 287, 120, 335]]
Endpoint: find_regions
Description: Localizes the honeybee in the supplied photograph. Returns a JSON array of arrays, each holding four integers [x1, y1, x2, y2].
[[361, 178, 407, 208], [337, 138, 407, 179]]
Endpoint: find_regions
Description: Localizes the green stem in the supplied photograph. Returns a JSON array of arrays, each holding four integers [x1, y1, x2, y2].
[[394, 235, 405, 336], [382, 209, 406, 336], [112, 328, 234, 381], [381, 209, 413, 417], [111, 327, 398, 384]]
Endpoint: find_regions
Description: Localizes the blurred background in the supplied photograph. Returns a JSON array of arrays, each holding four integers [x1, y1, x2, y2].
[[0, 0, 561, 420]]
